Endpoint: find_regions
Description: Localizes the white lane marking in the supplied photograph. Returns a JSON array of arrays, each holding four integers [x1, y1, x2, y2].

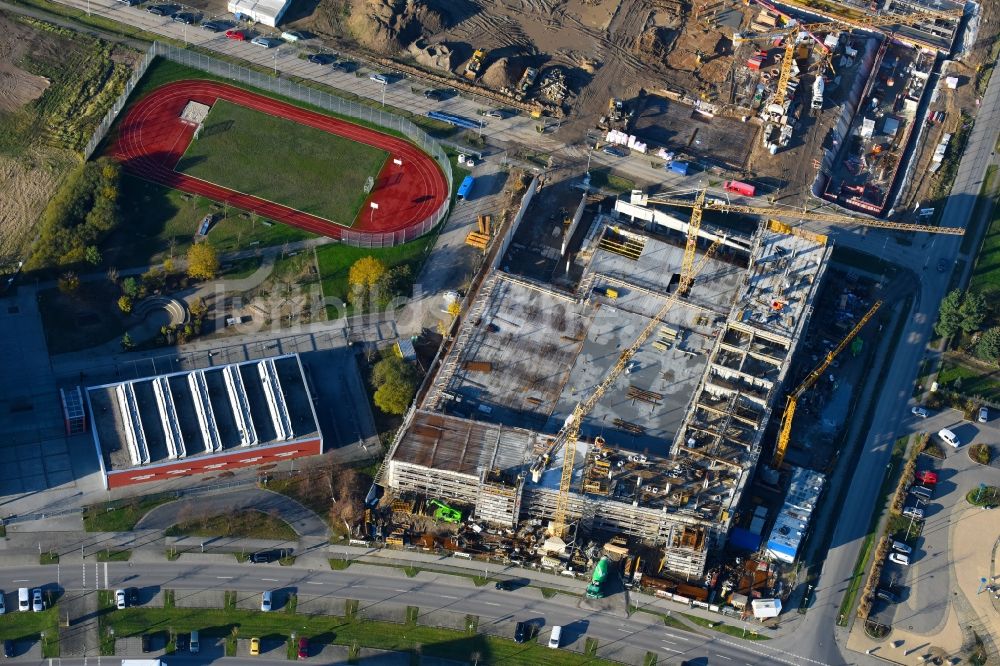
[[305, 581, 323, 585], [662, 648, 682, 653], [661, 640, 677, 645], [483, 601, 500, 606], [716, 656, 733, 661], [12, 579, 28, 582], [394, 589, 407, 592], [262, 578, 279, 582], [439, 594, 458, 599], [616, 627, 630, 632], [664, 632, 693, 641], [216, 576, 233, 579]]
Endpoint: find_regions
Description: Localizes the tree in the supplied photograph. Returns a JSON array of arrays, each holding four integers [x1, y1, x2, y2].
[[187, 243, 219, 280], [120, 332, 134, 351], [85, 245, 102, 266], [121, 276, 139, 298], [189, 297, 208, 319], [58, 271, 80, 294], [374, 380, 416, 414], [959, 291, 988, 334], [370, 352, 419, 415], [347, 256, 387, 308], [934, 289, 964, 338], [976, 327, 1000, 363], [118, 295, 133, 314]]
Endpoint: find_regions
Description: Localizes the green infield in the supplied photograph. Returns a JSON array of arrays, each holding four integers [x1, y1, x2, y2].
[[176, 99, 388, 226]]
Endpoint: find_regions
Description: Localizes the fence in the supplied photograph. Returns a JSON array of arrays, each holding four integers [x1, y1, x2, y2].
[[83, 44, 157, 160], [82, 42, 453, 248]]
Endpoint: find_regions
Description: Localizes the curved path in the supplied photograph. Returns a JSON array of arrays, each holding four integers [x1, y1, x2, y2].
[[134, 487, 329, 538], [108, 79, 448, 240]]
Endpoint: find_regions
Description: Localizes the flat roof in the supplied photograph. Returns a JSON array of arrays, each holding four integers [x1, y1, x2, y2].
[[88, 354, 320, 472], [765, 466, 826, 563]]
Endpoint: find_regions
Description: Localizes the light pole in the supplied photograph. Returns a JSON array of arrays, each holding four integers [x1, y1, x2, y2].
[[273, 48, 279, 76], [379, 81, 387, 107]]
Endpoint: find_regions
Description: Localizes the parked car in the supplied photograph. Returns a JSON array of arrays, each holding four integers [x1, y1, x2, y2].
[[225, 29, 248, 40], [423, 88, 444, 100], [911, 406, 928, 418], [979, 406, 989, 423], [3, 641, 13, 658], [916, 470, 938, 486], [902, 506, 925, 520], [261, 590, 272, 612], [937, 428, 961, 448], [115, 589, 126, 610], [249, 637, 261, 656], [910, 485, 933, 500], [891, 540, 912, 554], [331, 60, 356, 73], [116, 0, 142, 7], [370, 73, 389, 84], [17, 589, 29, 612], [483, 109, 505, 119], [145, 4, 173, 15], [141, 635, 151, 653], [201, 20, 226, 31], [175, 633, 189, 652], [307, 53, 335, 65], [495, 580, 512, 591], [251, 36, 281, 48], [876, 588, 900, 603], [602, 145, 627, 157], [889, 552, 910, 566], [0, 591, 5, 615], [281, 30, 306, 42], [513, 621, 529, 644], [31, 589, 43, 613], [937, 258, 949, 272], [547, 625, 562, 649], [127, 588, 139, 606], [172, 11, 196, 23], [297, 637, 308, 660], [250, 550, 278, 564]]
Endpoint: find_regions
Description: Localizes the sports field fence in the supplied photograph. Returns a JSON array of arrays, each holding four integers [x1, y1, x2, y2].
[[83, 42, 452, 249]]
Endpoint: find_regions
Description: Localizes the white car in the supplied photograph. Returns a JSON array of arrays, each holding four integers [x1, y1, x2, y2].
[[979, 406, 989, 423], [889, 552, 910, 566], [891, 540, 912, 554], [261, 590, 272, 612], [115, 589, 126, 610], [0, 590, 5, 614], [937, 428, 960, 448], [369, 73, 389, 85], [902, 506, 925, 520], [250, 36, 281, 48], [31, 589, 43, 612], [911, 406, 928, 418], [280, 30, 305, 42]]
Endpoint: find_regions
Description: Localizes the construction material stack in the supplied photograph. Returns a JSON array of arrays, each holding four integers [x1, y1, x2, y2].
[[465, 215, 492, 251]]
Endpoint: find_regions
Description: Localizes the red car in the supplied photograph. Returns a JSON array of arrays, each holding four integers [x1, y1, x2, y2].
[[297, 637, 308, 660], [915, 470, 938, 486], [225, 29, 248, 41]]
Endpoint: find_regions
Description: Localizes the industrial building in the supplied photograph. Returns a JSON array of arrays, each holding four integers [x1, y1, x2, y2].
[[384, 200, 832, 578], [87, 354, 322, 489], [226, 0, 292, 27]]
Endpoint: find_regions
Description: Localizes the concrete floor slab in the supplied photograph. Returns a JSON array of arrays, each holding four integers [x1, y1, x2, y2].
[[175, 589, 226, 608]]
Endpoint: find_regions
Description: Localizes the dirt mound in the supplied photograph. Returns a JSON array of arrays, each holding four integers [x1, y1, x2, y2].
[[407, 38, 454, 72], [481, 57, 516, 90], [346, 0, 445, 54]]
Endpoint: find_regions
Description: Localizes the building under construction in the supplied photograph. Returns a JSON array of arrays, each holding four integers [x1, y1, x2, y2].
[[383, 192, 832, 579]]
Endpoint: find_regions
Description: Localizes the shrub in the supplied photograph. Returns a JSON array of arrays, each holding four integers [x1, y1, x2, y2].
[[969, 443, 992, 465]]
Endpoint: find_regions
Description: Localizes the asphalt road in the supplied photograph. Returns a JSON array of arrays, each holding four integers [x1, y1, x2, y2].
[[0, 562, 827, 665]]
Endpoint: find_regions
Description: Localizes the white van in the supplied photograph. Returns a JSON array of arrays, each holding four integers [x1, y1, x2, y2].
[[937, 428, 960, 448], [17, 588, 29, 612], [547, 625, 562, 649], [189, 630, 200, 653]]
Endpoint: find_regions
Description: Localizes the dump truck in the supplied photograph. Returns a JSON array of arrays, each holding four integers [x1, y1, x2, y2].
[[464, 49, 486, 80], [518, 67, 538, 94], [586, 556, 611, 599], [429, 499, 462, 523]]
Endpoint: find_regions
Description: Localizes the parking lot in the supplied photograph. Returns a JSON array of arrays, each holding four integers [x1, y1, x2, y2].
[[871, 405, 1000, 637]]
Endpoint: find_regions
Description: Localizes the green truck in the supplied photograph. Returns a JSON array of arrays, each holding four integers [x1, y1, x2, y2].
[[428, 499, 462, 524], [586, 556, 611, 599]]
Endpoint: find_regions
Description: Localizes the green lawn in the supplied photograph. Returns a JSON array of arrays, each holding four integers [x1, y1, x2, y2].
[[937, 360, 1000, 402], [164, 509, 297, 540], [103, 175, 315, 268], [176, 100, 388, 226], [0, 606, 60, 657], [83, 495, 177, 532], [969, 175, 1000, 298], [103, 608, 616, 666]]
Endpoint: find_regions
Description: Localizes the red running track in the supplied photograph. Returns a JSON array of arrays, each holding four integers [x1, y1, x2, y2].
[[107, 79, 449, 240]]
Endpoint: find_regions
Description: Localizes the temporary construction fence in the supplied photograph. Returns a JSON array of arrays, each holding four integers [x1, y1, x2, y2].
[[82, 42, 453, 248]]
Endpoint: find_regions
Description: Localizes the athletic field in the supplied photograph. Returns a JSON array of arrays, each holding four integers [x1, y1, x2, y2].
[[176, 99, 389, 226]]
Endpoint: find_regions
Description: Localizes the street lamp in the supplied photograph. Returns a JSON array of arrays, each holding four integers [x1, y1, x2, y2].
[[273, 48, 280, 76], [380, 81, 387, 107]]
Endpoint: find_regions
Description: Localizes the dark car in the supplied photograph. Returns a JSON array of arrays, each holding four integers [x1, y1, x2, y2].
[[495, 580, 512, 591], [513, 622, 529, 644], [297, 636, 309, 660], [603, 145, 627, 158], [3, 641, 14, 658], [116, 0, 142, 6], [331, 60, 357, 73], [172, 11, 196, 23], [127, 588, 139, 606], [200, 20, 225, 31], [250, 550, 278, 563], [175, 633, 189, 652], [307, 53, 335, 65], [145, 4, 173, 15], [423, 89, 444, 101], [937, 258, 949, 272], [141, 635, 152, 653], [876, 588, 900, 603]]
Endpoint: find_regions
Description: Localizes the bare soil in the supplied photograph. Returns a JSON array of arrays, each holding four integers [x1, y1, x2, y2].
[[0, 13, 55, 113]]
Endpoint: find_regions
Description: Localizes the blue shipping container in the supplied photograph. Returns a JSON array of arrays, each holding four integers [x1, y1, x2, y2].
[[669, 161, 689, 175], [457, 175, 475, 201]]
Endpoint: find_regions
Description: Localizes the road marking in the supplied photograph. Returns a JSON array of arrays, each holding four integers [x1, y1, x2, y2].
[[393, 589, 408, 592], [305, 581, 323, 585], [12, 579, 28, 583], [439, 594, 458, 599], [483, 602, 500, 606], [664, 632, 692, 641], [262, 578, 278, 582], [662, 647, 682, 653], [661, 640, 677, 645], [216, 576, 233, 579], [715, 656, 732, 661]]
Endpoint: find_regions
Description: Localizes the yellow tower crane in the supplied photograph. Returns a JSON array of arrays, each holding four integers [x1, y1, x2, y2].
[[638, 191, 965, 235], [772, 300, 882, 468]]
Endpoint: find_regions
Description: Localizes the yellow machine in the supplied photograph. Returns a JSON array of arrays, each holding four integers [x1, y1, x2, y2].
[[772, 300, 882, 468], [464, 49, 486, 80]]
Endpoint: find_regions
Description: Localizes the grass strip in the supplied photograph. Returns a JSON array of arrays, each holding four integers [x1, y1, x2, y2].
[[681, 613, 770, 640], [83, 495, 176, 531]]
